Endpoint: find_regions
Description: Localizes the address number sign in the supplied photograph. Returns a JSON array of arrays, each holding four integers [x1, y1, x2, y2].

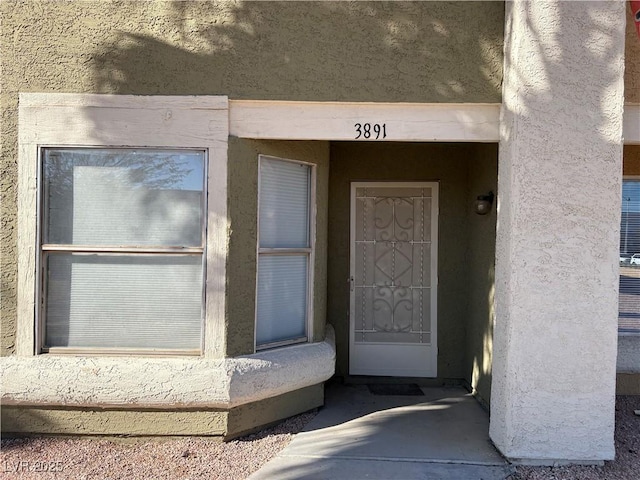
[[355, 123, 387, 140]]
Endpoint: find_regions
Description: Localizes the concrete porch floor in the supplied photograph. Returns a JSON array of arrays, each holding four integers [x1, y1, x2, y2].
[[249, 383, 515, 480]]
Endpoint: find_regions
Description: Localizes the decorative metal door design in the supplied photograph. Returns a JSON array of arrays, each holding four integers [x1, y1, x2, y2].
[[349, 183, 438, 377]]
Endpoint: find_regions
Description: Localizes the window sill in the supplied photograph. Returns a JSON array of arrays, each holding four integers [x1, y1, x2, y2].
[[256, 337, 308, 352], [1, 326, 335, 409], [41, 348, 202, 356]]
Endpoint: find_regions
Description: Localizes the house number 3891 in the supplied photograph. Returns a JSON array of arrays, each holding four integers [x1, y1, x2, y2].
[[355, 123, 387, 140]]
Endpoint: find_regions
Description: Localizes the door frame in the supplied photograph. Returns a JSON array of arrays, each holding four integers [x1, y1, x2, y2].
[[349, 181, 439, 377]]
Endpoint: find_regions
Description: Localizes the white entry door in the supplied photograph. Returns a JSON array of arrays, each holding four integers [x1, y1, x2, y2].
[[349, 182, 438, 377]]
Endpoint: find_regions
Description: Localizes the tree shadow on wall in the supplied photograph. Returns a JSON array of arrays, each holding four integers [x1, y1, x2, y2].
[[489, 1, 629, 416], [87, 0, 505, 402], [92, 1, 504, 102]]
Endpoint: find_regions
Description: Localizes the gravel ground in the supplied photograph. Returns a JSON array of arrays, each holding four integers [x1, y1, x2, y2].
[[1, 396, 638, 480], [512, 395, 640, 480], [0, 411, 316, 480]]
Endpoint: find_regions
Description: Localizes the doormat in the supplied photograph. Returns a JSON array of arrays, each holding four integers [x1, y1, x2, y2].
[[367, 383, 424, 396]]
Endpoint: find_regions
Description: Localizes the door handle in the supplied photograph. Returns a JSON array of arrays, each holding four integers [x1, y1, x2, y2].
[[349, 276, 354, 291]]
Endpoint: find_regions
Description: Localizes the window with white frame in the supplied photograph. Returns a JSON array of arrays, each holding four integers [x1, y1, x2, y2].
[[256, 156, 314, 349], [40, 148, 206, 351], [17, 94, 228, 357], [619, 178, 640, 335]]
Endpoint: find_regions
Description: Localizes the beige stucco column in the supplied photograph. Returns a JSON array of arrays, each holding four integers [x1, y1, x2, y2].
[[491, 0, 626, 463]]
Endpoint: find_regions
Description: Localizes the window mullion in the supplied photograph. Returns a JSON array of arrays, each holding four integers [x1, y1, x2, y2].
[[41, 244, 204, 254], [258, 248, 311, 255]]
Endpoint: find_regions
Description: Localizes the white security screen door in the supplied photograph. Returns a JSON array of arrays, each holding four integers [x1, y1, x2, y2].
[[350, 183, 438, 377]]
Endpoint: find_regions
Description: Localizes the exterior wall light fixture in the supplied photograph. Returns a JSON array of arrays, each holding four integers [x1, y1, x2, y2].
[[475, 191, 494, 215]]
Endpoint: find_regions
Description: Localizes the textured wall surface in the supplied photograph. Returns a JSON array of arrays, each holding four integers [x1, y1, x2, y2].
[[492, 0, 626, 463], [626, 2, 640, 104], [465, 145, 498, 405], [226, 138, 330, 356], [1, 326, 334, 409], [2, 408, 228, 436], [2, 384, 324, 436], [1, 0, 504, 355], [327, 143, 497, 382], [1, 1, 504, 101], [227, 384, 323, 438]]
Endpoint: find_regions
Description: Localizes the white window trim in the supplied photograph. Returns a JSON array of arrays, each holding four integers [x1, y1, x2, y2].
[[230, 101, 501, 142], [228, 101, 640, 144], [254, 155, 316, 351], [17, 93, 229, 358]]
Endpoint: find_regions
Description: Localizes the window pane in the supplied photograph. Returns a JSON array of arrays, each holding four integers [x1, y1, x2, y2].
[[620, 180, 640, 334], [259, 158, 310, 248], [256, 255, 308, 346], [45, 254, 202, 349], [43, 148, 205, 247]]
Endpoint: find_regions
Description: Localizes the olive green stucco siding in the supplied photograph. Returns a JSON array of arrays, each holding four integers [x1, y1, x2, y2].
[[327, 143, 497, 395], [464, 145, 498, 404], [1, 383, 323, 437], [626, 3, 640, 104], [1, 0, 505, 356]]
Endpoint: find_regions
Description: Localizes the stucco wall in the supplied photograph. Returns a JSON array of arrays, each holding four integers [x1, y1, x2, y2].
[[626, 2, 640, 104], [1, 1, 504, 102], [327, 142, 497, 381], [623, 145, 640, 175], [226, 138, 330, 356], [491, 0, 625, 463], [465, 145, 498, 404], [2, 408, 228, 436], [226, 383, 323, 438], [1, 0, 504, 357], [2, 383, 324, 437]]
